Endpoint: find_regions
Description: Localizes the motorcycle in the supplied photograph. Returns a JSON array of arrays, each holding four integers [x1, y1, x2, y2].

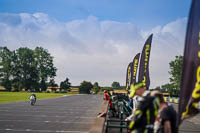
[[30, 95, 36, 106]]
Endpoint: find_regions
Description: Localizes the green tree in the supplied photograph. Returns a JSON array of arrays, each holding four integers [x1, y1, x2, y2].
[[168, 55, 183, 95], [0, 47, 57, 92], [161, 83, 175, 95], [92, 82, 101, 94], [111, 81, 120, 88], [11, 51, 23, 91], [0, 47, 14, 91], [48, 79, 58, 87], [60, 78, 71, 92], [154, 86, 161, 91], [79, 81, 93, 94], [48, 79, 58, 92], [16, 47, 38, 91], [34, 47, 57, 91]]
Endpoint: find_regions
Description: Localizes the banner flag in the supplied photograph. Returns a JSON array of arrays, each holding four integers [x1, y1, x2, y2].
[[138, 34, 153, 89], [125, 62, 133, 91], [178, 0, 200, 126], [131, 53, 140, 85]]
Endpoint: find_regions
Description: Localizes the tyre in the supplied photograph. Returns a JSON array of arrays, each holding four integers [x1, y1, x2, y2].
[[30, 99, 35, 106]]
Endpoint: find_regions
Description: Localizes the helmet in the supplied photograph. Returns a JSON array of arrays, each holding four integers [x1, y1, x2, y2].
[[129, 82, 145, 98]]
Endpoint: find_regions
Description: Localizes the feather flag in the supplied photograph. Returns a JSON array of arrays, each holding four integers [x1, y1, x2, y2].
[[177, 0, 200, 126], [138, 34, 153, 89], [125, 62, 132, 91], [131, 53, 140, 85]]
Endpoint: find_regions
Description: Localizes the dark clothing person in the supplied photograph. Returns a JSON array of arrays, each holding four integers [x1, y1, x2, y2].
[[159, 104, 177, 133], [129, 91, 160, 133], [31, 94, 36, 100], [128, 98, 133, 108], [153, 91, 177, 133]]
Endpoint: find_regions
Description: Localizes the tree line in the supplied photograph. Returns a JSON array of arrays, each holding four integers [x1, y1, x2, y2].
[[78, 55, 184, 96], [76, 55, 184, 96], [78, 81, 121, 94], [154, 55, 183, 96], [0, 46, 58, 92], [0, 45, 121, 94]]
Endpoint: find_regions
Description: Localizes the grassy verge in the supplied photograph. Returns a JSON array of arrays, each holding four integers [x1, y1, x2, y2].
[[0, 92, 79, 104]]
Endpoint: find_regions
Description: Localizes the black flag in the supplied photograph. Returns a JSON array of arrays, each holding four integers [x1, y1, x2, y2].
[[178, 0, 200, 126], [131, 53, 140, 85], [138, 34, 153, 89], [125, 62, 132, 91]]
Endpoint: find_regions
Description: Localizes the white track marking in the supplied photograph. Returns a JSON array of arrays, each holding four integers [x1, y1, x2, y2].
[[0, 108, 98, 113], [0, 119, 93, 124], [0, 114, 96, 118], [1, 129, 88, 133]]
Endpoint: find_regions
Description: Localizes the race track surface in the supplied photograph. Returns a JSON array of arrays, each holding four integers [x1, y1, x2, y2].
[[0, 94, 103, 133], [173, 104, 200, 133]]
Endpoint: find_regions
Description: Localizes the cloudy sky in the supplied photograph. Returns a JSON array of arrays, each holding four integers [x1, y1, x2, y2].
[[0, 0, 191, 88]]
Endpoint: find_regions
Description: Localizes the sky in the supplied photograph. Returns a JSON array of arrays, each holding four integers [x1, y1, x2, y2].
[[0, 0, 192, 88]]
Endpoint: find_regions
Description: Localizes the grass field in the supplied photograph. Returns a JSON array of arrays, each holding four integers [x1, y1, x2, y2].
[[0, 92, 78, 104]]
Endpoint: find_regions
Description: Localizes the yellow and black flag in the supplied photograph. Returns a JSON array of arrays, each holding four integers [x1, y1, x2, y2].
[[178, 0, 200, 126], [131, 53, 140, 85], [138, 34, 153, 90], [125, 62, 132, 91]]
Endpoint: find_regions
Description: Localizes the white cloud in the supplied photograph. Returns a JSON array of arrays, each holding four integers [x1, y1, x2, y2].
[[0, 13, 187, 88]]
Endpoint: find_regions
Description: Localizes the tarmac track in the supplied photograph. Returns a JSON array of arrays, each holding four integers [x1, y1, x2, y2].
[[0, 94, 103, 133], [1, 95, 200, 133], [172, 104, 200, 133]]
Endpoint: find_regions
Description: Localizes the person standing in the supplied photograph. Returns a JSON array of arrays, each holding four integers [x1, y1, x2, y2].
[[153, 91, 177, 133], [104, 90, 112, 109], [129, 82, 160, 133], [126, 94, 140, 121]]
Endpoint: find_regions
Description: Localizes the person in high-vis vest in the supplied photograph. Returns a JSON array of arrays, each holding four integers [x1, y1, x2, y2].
[[129, 82, 160, 133]]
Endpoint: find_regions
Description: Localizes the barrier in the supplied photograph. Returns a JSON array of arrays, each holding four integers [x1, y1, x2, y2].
[[164, 97, 179, 104], [169, 98, 173, 103], [104, 93, 130, 133], [89, 101, 109, 133], [94, 94, 180, 133], [90, 93, 129, 133], [174, 98, 179, 104], [123, 99, 133, 117]]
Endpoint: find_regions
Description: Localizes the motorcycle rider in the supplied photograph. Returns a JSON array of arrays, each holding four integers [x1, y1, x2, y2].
[[30, 93, 36, 105]]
